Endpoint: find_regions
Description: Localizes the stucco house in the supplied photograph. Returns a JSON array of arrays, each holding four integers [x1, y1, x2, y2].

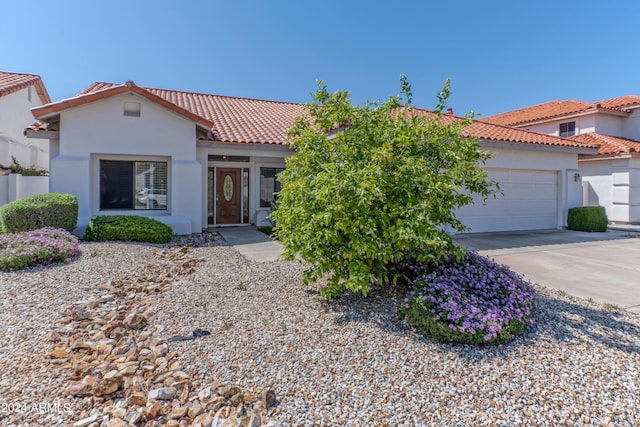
[[0, 71, 51, 170], [483, 96, 640, 223], [27, 80, 597, 235]]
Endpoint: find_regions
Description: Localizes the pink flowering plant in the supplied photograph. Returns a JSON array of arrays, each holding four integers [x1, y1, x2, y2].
[[398, 252, 537, 344], [0, 227, 80, 271]]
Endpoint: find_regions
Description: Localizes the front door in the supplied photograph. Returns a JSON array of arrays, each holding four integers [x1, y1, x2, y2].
[[216, 168, 242, 224]]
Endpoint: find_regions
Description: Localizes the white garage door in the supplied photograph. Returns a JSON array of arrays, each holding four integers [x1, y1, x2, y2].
[[456, 168, 558, 233]]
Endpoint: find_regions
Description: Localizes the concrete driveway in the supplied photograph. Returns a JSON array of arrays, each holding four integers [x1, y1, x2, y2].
[[453, 229, 640, 313]]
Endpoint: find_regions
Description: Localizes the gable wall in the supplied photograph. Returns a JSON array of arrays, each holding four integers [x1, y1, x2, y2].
[[524, 115, 596, 136], [0, 86, 49, 168], [52, 93, 202, 234], [593, 114, 624, 137], [621, 108, 640, 140]]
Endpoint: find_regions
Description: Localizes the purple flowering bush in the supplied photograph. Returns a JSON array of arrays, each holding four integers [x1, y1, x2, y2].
[[0, 227, 80, 271], [398, 252, 537, 344]]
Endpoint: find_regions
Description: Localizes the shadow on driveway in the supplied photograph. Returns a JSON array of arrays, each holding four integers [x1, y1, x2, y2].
[[452, 228, 640, 251], [453, 229, 640, 313]]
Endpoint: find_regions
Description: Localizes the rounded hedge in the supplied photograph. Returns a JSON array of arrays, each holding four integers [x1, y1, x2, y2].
[[398, 252, 537, 344], [0, 193, 78, 234], [567, 206, 608, 232], [84, 215, 173, 244]]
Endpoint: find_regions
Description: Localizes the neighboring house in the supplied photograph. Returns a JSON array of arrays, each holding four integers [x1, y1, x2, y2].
[[483, 96, 640, 223], [0, 71, 51, 170], [27, 80, 597, 235]]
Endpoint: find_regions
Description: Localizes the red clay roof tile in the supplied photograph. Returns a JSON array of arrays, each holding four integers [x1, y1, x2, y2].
[[482, 95, 640, 127], [412, 108, 597, 150], [0, 71, 51, 104], [570, 133, 640, 155], [32, 80, 597, 151]]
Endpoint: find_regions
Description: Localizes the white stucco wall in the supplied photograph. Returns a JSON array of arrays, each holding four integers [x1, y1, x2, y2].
[[580, 156, 640, 223], [51, 92, 202, 234], [478, 142, 584, 228], [621, 108, 640, 140], [0, 87, 49, 169], [0, 174, 49, 206], [593, 115, 624, 137], [525, 116, 596, 136]]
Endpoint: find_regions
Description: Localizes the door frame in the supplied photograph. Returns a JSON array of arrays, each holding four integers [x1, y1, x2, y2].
[[208, 166, 249, 226]]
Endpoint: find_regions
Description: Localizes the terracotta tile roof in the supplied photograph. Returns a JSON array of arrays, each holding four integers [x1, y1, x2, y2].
[[483, 95, 640, 127], [569, 133, 640, 155], [32, 81, 213, 130], [0, 71, 51, 104], [32, 80, 597, 151], [596, 95, 640, 109], [412, 108, 598, 150], [35, 81, 306, 145], [481, 100, 597, 126]]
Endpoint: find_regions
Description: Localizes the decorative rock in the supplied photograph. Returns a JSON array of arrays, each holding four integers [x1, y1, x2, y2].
[[220, 386, 241, 398], [229, 393, 244, 407], [193, 412, 213, 427], [198, 387, 212, 401], [106, 418, 127, 427], [148, 386, 177, 401], [129, 392, 147, 406], [123, 311, 146, 329], [219, 416, 241, 427], [172, 370, 190, 381], [170, 405, 188, 419], [142, 402, 163, 420], [189, 400, 204, 418], [64, 381, 90, 396], [73, 414, 99, 427], [261, 389, 277, 410], [50, 349, 69, 359]]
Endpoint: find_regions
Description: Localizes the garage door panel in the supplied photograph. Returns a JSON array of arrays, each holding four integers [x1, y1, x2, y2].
[[457, 169, 558, 233]]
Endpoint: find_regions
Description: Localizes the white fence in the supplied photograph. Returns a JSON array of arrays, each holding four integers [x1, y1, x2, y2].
[[0, 174, 49, 206]]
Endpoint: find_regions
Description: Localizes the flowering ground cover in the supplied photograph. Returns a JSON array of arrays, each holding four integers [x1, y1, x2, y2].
[[0, 227, 80, 271], [398, 251, 537, 344]]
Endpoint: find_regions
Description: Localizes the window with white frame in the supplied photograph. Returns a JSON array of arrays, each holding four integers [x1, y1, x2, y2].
[[260, 167, 284, 208], [559, 121, 576, 137], [100, 160, 168, 210]]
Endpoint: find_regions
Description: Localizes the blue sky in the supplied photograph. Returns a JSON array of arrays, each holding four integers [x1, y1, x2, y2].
[[2, 0, 639, 118]]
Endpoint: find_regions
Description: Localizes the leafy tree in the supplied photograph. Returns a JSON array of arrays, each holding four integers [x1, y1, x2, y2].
[[272, 77, 498, 298]]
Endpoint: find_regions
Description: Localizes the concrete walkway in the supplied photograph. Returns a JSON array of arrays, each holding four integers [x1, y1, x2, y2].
[[454, 229, 640, 313], [214, 226, 284, 262]]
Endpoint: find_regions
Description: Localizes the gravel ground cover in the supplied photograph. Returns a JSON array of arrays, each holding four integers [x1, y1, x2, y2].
[[0, 234, 638, 426]]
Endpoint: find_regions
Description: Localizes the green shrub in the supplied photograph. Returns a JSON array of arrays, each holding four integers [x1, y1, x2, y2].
[[0, 227, 80, 271], [0, 193, 78, 234], [84, 215, 173, 243], [10, 156, 48, 176], [272, 77, 498, 298], [567, 206, 608, 232]]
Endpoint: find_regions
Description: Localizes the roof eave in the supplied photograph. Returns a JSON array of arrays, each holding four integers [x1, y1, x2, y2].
[[31, 82, 215, 129], [579, 152, 640, 161], [509, 108, 629, 128], [479, 139, 599, 155]]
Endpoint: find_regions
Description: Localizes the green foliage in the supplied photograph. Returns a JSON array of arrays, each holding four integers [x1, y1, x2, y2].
[[10, 156, 48, 176], [272, 77, 498, 298], [0, 193, 78, 234], [567, 206, 608, 232], [0, 227, 80, 271], [84, 215, 173, 243]]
